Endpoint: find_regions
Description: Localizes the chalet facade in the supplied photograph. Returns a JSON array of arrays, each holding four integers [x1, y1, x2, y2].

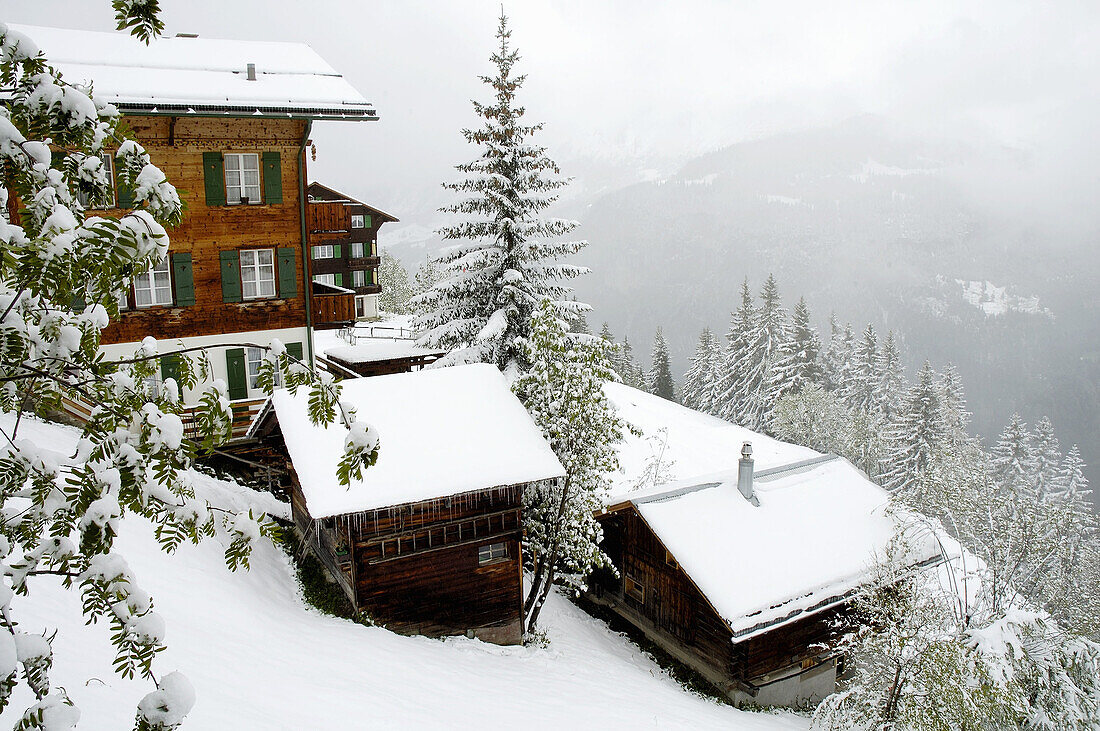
[[307, 182, 398, 324], [16, 24, 376, 411], [593, 446, 941, 707], [269, 364, 565, 645]]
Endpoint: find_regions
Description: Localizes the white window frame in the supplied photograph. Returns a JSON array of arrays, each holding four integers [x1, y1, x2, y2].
[[350, 242, 364, 259], [133, 258, 173, 308], [311, 244, 334, 260], [240, 248, 276, 299], [313, 273, 336, 286], [354, 295, 368, 319], [246, 347, 281, 391], [224, 153, 261, 205], [478, 542, 508, 566], [351, 269, 366, 288], [350, 214, 365, 229]]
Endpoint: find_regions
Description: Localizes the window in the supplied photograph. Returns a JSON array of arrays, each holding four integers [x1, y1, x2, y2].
[[478, 542, 508, 565], [351, 269, 366, 288], [133, 258, 173, 308], [311, 244, 334, 259], [350, 242, 364, 259], [77, 153, 115, 209], [350, 214, 365, 229], [665, 550, 677, 568], [246, 347, 281, 390], [224, 153, 261, 205], [116, 288, 130, 311], [624, 574, 645, 603], [354, 295, 370, 319], [240, 249, 276, 299], [313, 273, 336, 286]]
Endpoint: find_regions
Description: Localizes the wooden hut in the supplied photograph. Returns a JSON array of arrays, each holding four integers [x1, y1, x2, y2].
[[592, 448, 941, 707], [270, 363, 565, 645]]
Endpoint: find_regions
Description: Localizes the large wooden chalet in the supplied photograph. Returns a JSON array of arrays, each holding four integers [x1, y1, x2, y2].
[[268, 364, 565, 645], [15, 25, 377, 420], [307, 182, 398, 323], [594, 439, 940, 707]]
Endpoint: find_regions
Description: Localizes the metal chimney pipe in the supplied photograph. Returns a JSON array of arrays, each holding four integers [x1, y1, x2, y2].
[[246, 63, 257, 81], [737, 442, 759, 506]]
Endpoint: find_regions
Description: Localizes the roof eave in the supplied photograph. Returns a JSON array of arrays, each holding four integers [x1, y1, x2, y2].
[[115, 102, 378, 122]]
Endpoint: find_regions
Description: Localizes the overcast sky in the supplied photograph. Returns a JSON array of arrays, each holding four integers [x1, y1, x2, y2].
[[9, 1, 1100, 223]]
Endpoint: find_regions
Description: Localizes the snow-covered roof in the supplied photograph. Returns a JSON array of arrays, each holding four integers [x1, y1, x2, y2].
[[325, 340, 445, 365], [10, 24, 376, 120], [272, 364, 565, 518], [609, 456, 941, 641], [603, 383, 940, 641]]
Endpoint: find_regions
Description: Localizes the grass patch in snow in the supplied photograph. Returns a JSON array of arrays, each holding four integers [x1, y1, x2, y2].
[[278, 523, 372, 625], [572, 594, 732, 706]]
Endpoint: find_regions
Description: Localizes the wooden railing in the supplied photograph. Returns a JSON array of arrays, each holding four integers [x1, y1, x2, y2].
[[61, 395, 268, 443], [312, 291, 356, 327], [307, 201, 349, 234]]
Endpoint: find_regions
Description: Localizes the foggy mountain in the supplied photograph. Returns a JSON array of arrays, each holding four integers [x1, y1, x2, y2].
[[553, 115, 1098, 500]]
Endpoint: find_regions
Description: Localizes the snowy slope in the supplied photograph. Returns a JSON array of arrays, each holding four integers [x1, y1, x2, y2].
[[0, 414, 806, 730]]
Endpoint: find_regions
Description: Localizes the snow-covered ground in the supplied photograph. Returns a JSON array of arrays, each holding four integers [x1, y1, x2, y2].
[[1, 414, 807, 730]]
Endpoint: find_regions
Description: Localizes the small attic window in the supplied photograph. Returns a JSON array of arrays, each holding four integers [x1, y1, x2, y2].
[[624, 574, 645, 603], [664, 550, 677, 568]]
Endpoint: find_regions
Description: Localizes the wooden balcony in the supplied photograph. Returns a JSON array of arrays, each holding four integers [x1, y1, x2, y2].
[[307, 200, 349, 235], [349, 255, 381, 267], [312, 290, 356, 329]]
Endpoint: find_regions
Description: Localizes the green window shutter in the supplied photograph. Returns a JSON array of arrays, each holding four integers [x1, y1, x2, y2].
[[334, 273, 343, 287], [225, 348, 248, 400], [203, 152, 226, 206], [277, 247, 298, 299], [332, 244, 342, 259], [172, 252, 195, 306], [116, 182, 135, 209], [285, 341, 304, 362], [364, 214, 372, 228], [310, 245, 318, 259], [262, 151, 282, 204], [219, 250, 242, 303], [160, 354, 181, 384]]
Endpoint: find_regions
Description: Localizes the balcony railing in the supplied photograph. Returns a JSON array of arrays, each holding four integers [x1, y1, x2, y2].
[[312, 291, 356, 328], [307, 201, 349, 235]]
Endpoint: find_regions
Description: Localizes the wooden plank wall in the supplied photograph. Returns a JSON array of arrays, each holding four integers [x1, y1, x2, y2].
[[101, 116, 309, 345], [604, 510, 737, 677]]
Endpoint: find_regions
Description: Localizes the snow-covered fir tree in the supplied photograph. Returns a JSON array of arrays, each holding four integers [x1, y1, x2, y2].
[[738, 274, 791, 431], [646, 327, 676, 401], [513, 301, 625, 633], [880, 362, 945, 495], [1030, 416, 1062, 502], [614, 335, 645, 389], [990, 413, 1033, 497], [714, 279, 756, 421], [680, 327, 721, 413], [821, 315, 854, 392], [0, 16, 376, 729], [844, 324, 882, 414], [411, 255, 442, 300], [877, 330, 906, 418], [412, 13, 588, 378], [776, 297, 824, 397], [377, 249, 413, 315]]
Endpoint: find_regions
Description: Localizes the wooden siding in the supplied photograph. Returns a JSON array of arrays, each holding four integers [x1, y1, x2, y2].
[[312, 291, 356, 328], [100, 116, 309, 345], [291, 477, 525, 644]]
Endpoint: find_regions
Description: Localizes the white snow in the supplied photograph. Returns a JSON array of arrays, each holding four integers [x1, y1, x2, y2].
[[272, 364, 566, 518], [952, 278, 1052, 318], [324, 340, 445, 365], [605, 384, 940, 639], [605, 382, 817, 495], [10, 25, 373, 116], [0, 413, 807, 730]]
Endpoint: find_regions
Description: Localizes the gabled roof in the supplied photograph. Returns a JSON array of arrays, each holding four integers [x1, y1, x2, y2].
[[604, 455, 942, 641], [307, 182, 399, 222], [272, 364, 565, 519], [9, 24, 376, 121]]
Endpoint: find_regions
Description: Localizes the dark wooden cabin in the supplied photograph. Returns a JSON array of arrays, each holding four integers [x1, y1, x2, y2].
[[306, 182, 398, 324], [592, 451, 941, 707], [270, 363, 565, 645]]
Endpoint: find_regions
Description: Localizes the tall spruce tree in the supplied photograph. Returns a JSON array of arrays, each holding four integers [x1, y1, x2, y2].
[[513, 301, 625, 633], [377, 250, 413, 315], [681, 327, 721, 412], [736, 274, 790, 431], [779, 297, 825, 395], [880, 362, 945, 495], [990, 413, 1033, 497], [412, 13, 587, 377], [647, 327, 676, 401], [617, 335, 645, 389], [845, 324, 882, 414], [715, 279, 756, 422], [822, 314, 851, 392], [1030, 416, 1062, 502], [877, 331, 905, 419]]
